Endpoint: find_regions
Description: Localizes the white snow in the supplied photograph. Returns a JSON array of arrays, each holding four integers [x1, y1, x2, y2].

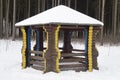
[[15, 5, 103, 27], [0, 39, 120, 80]]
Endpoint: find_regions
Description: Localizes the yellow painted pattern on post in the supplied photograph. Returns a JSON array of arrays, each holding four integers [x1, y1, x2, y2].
[[55, 25, 61, 73], [21, 27, 27, 69], [88, 26, 93, 72], [43, 26, 48, 73]]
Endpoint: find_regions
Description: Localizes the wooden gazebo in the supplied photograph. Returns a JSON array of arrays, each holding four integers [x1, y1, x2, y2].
[[15, 5, 103, 73]]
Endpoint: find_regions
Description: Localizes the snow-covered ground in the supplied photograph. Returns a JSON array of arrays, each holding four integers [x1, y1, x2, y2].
[[0, 39, 120, 80]]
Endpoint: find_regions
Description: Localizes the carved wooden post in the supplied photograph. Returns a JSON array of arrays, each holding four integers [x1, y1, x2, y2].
[[21, 27, 27, 69], [63, 30, 73, 53], [26, 27, 31, 67], [92, 29, 99, 70], [43, 25, 60, 73], [88, 26, 93, 72], [36, 28, 43, 50]]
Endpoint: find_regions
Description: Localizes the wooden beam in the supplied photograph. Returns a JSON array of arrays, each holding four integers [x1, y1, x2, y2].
[[61, 53, 85, 57], [29, 50, 43, 54], [30, 56, 43, 61], [59, 64, 86, 68], [60, 58, 86, 62], [29, 60, 44, 66], [60, 67, 87, 72], [31, 65, 44, 71]]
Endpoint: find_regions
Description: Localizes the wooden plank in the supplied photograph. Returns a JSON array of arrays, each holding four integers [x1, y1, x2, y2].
[[59, 64, 86, 68], [70, 57, 86, 59], [60, 67, 87, 72], [29, 50, 43, 54], [31, 65, 44, 71], [72, 49, 85, 52], [61, 53, 85, 57], [60, 26, 85, 30], [30, 56, 43, 61], [60, 58, 86, 62], [29, 60, 44, 66], [59, 48, 85, 52]]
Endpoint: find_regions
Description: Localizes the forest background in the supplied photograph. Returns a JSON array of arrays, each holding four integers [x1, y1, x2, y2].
[[0, 0, 120, 44]]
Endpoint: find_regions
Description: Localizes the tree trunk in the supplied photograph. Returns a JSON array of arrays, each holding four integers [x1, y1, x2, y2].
[[118, 1, 120, 35], [5, 0, 10, 39], [68, 0, 71, 7], [86, 0, 89, 15], [52, 0, 54, 7], [42, 0, 45, 11], [112, 0, 118, 43], [58, 0, 60, 5], [55, 0, 57, 6], [98, 0, 101, 20], [12, 0, 16, 40], [0, 0, 3, 38], [100, 0, 105, 45], [75, 0, 77, 10], [28, 0, 30, 17], [38, 0, 40, 13]]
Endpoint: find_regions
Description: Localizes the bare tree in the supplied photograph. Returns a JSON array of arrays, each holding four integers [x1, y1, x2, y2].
[[55, 0, 57, 6], [98, 0, 101, 20], [52, 0, 54, 7], [58, 0, 60, 5], [118, 1, 120, 35], [28, 0, 30, 17], [75, 0, 77, 10], [5, 0, 10, 39], [0, 0, 3, 38], [100, 0, 105, 45], [42, 0, 45, 11], [12, 0, 16, 40], [112, 0, 118, 42], [86, 0, 89, 15], [68, 0, 71, 7], [38, 0, 40, 13]]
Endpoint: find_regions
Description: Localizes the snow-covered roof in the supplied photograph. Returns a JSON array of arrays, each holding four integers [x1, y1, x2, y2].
[[15, 5, 104, 27]]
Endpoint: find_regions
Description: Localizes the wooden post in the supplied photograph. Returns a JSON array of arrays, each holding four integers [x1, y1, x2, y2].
[[43, 25, 60, 73], [26, 27, 31, 67], [92, 29, 99, 70], [39, 28, 43, 51], [88, 26, 93, 72], [62, 30, 73, 53], [84, 28, 88, 70], [21, 27, 27, 69], [36, 28, 43, 51]]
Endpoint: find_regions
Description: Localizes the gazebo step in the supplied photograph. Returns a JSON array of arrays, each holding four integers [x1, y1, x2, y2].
[[30, 56, 43, 61]]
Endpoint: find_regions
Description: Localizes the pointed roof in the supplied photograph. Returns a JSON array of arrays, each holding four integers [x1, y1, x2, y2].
[[15, 5, 103, 27]]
